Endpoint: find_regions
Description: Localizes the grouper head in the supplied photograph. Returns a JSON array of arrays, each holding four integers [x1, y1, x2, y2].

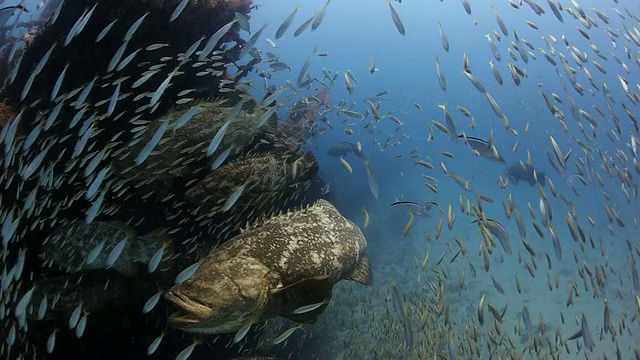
[[165, 256, 281, 334]]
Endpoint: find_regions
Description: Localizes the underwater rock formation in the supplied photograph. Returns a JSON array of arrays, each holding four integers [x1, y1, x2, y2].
[[277, 87, 331, 154], [2, 0, 253, 108]]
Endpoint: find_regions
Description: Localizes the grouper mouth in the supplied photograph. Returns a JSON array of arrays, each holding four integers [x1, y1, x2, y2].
[[165, 291, 212, 326]]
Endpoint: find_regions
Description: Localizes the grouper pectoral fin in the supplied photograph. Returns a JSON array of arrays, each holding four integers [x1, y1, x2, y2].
[[272, 275, 334, 324], [347, 255, 372, 285]]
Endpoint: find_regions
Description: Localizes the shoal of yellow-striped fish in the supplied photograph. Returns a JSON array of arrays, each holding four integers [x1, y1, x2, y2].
[[37, 295, 48, 320], [206, 120, 230, 157], [147, 246, 164, 273], [84, 147, 108, 177], [293, 16, 313, 37], [297, 52, 315, 87], [257, 103, 280, 127], [339, 157, 352, 173], [147, 332, 165, 355], [172, 106, 200, 130], [96, 19, 118, 43], [233, 322, 252, 344], [45, 101, 64, 130], [21, 143, 51, 179], [275, 5, 299, 40], [293, 301, 325, 315], [2, 208, 19, 247], [211, 146, 233, 170], [132, 70, 158, 89], [311, 0, 332, 31], [106, 83, 120, 115], [199, 19, 237, 61], [435, 55, 446, 91], [175, 262, 200, 284], [123, 12, 149, 42], [75, 313, 88, 337], [33, 43, 56, 78], [14, 286, 34, 318], [403, 211, 414, 237], [238, 23, 268, 59], [46, 329, 57, 353], [106, 238, 128, 268], [273, 325, 304, 345], [107, 41, 129, 73], [149, 68, 178, 106], [222, 180, 248, 212], [86, 166, 109, 200], [388, 1, 405, 35], [438, 22, 449, 51], [1, 109, 23, 152], [20, 70, 37, 101], [142, 291, 162, 314], [175, 341, 197, 360], [115, 49, 141, 72], [136, 118, 169, 165], [362, 207, 370, 231], [69, 303, 82, 329], [85, 239, 106, 265], [64, 3, 98, 47], [170, 0, 190, 22], [8, 52, 23, 84]]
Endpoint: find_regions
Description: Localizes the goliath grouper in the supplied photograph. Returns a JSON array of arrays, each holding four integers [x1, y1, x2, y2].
[[165, 199, 372, 335], [504, 162, 546, 186], [327, 142, 365, 160], [40, 221, 171, 277]]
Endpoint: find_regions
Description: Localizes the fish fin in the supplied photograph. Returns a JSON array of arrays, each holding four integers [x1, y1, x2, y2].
[[347, 255, 372, 285], [272, 275, 334, 323]]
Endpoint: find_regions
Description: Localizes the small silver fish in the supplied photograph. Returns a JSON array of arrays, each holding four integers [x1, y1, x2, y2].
[[142, 292, 162, 314], [272, 325, 303, 345], [136, 118, 169, 165], [123, 12, 149, 42], [147, 333, 164, 355], [275, 5, 299, 39], [170, 0, 189, 22], [312, 0, 332, 31], [388, 1, 405, 35], [175, 262, 200, 284], [222, 180, 248, 212], [206, 120, 230, 157]]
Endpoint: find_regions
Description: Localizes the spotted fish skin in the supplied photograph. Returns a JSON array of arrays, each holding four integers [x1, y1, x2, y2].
[[185, 151, 318, 209], [40, 221, 168, 276], [183, 151, 319, 245], [166, 199, 371, 334]]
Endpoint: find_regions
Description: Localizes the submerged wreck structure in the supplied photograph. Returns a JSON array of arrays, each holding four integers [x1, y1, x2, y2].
[[0, 1, 336, 359]]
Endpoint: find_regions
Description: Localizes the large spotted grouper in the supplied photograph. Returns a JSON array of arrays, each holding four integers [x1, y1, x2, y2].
[[165, 199, 372, 334]]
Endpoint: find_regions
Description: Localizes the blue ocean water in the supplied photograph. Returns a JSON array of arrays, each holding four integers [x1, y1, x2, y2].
[[246, 0, 640, 358]]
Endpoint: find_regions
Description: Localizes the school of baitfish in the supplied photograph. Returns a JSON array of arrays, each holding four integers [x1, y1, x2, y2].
[[0, 0, 640, 359]]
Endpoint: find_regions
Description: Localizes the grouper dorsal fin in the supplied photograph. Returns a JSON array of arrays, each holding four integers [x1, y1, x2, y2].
[[272, 275, 334, 324], [347, 255, 372, 285]]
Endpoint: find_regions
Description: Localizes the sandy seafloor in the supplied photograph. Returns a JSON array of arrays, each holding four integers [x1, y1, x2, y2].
[[252, 153, 639, 360]]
